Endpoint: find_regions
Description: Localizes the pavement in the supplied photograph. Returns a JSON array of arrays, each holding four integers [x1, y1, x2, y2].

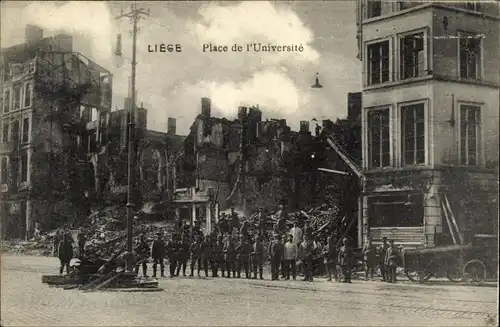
[[1, 254, 498, 326]]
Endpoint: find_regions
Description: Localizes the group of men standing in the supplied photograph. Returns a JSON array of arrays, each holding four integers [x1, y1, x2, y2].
[[362, 236, 401, 283]]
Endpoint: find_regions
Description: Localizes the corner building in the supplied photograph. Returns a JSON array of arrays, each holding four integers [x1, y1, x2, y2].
[[356, 1, 499, 247]]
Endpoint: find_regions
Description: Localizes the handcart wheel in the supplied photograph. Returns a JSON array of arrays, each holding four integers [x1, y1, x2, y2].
[[444, 254, 463, 283], [463, 259, 487, 286], [405, 259, 434, 283]]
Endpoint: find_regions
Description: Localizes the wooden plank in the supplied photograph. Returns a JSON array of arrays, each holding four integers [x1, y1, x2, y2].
[[404, 243, 470, 255], [444, 194, 464, 244], [441, 201, 457, 245]]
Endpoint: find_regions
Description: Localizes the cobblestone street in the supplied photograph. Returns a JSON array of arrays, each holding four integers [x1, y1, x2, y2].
[[1, 255, 497, 326]]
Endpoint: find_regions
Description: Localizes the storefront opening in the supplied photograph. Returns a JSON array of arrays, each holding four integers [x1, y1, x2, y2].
[[368, 193, 424, 227]]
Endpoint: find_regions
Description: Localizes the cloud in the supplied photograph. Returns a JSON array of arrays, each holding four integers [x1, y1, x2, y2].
[[1, 1, 360, 135], [21, 1, 113, 61]]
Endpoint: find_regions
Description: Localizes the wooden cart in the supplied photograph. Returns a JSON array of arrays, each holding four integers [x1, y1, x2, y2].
[[402, 234, 498, 285]]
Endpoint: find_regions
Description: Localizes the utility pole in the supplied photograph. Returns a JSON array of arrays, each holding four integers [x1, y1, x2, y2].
[[115, 3, 149, 273]]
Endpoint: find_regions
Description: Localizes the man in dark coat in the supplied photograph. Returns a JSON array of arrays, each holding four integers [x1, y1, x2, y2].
[[166, 234, 180, 277], [300, 234, 315, 282], [322, 234, 338, 282], [134, 233, 150, 277], [219, 214, 230, 236], [199, 235, 211, 277], [191, 221, 202, 241], [230, 208, 240, 232], [338, 237, 353, 283], [176, 234, 190, 277], [268, 233, 284, 281], [223, 235, 237, 278], [189, 235, 202, 277], [379, 237, 390, 282], [58, 233, 73, 275], [211, 234, 225, 277], [151, 232, 166, 278], [77, 230, 86, 259], [239, 221, 250, 242], [303, 221, 313, 239], [257, 208, 267, 238], [384, 239, 399, 284], [251, 236, 265, 279], [236, 237, 252, 278]]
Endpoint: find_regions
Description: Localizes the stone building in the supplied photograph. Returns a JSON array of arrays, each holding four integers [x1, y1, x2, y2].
[[0, 25, 112, 239], [356, 1, 499, 247]]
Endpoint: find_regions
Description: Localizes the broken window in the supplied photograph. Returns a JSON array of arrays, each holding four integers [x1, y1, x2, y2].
[[13, 84, 21, 110], [11, 120, 20, 148], [20, 151, 28, 182], [0, 157, 7, 184], [367, 109, 390, 168], [368, 194, 424, 227], [3, 89, 10, 113], [401, 103, 425, 165], [400, 32, 425, 79], [459, 34, 481, 79], [24, 83, 32, 107], [460, 105, 480, 166], [367, 41, 390, 85], [22, 118, 29, 143], [2, 123, 9, 143]]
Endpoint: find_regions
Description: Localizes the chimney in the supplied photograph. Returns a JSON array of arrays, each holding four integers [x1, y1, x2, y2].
[[300, 121, 310, 134], [201, 97, 211, 117], [322, 119, 333, 132], [167, 117, 177, 134], [25, 25, 43, 45], [238, 106, 247, 122], [347, 92, 362, 120]]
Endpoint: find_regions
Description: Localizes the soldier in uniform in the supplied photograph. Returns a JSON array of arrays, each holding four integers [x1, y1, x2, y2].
[[338, 237, 353, 283], [362, 237, 377, 281], [236, 236, 252, 278], [322, 234, 338, 282], [189, 235, 202, 277], [251, 235, 265, 279], [176, 234, 190, 277], [166, 234, 180, 277], [300, 234, 315, 282], [200, 235, 211, 277], [58, 233, 74, 275], [257, 208, 267, 239], [385, 239, 399, 283], [379, 237, 390, 282], [134, 233, 150, 277], [77, 230, 86, 259], [151, 232, 166, 278], [268, 233, 284, 281], [224, 235, 237, 278], [211, 234, 225, 277]]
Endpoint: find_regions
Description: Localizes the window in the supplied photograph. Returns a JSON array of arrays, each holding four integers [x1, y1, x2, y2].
[[367, 41, 390, 85], [2, 123, 9, 143], [20, 152, 28, 182], [22, 118, 30, 143], [0, 157, 7, 184], [399, 0, 419, 10], [400, 32, 425, 79], [366, 0, 381, 18], [367, 109, 390, 168], [11, 121, 20, 147], [3, 90, 10, 113], [401, 103, 425, 165], [459, 105, 480, 165], [459, 34, 481, 79], [24, 83, 32, 107], [13, 85, 21, 110], [462, 1, 480, 11]]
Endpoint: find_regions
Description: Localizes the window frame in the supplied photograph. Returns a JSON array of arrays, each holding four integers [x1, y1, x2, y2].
[[397, 27, 429, 81], [22, 118, 30, 144], [12, 84, 21, 111], [457, 31, 483, 80], [0, 156, 8, 185], [398, 0, 420, 11], [2, 122, 9, 143], [458, 102, 482, 166], [19, 151, 28, 183], [3, 89, 11, 113], [363, 104, 394, 170], [365, 0, 382, 19], [398, 100, 428, 167], [365, 37, 393, 86]]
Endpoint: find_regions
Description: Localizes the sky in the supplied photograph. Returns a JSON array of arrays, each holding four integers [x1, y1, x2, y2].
[[1, 1, 361, 135]]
